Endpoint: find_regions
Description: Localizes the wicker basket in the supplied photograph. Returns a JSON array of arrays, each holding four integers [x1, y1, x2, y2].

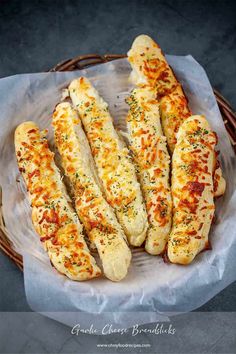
[[0, 54, 236, 271]]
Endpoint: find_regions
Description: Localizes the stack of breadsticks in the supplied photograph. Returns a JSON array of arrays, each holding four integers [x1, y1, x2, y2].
[[15, 35, 225, 282]]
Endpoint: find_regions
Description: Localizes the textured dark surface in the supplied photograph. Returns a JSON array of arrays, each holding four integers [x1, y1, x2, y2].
[[0, 0, 236, 350], [0, 0, 236, 111]]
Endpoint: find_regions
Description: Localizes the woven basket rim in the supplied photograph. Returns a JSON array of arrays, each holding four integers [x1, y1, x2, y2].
[[0, 53, 236, 271]]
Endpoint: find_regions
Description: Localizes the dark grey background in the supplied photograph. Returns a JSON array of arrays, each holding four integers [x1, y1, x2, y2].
[[0, 0, 236, 352]]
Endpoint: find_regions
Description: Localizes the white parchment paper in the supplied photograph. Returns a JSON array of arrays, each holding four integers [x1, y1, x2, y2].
[[0, 56, 236, 328]]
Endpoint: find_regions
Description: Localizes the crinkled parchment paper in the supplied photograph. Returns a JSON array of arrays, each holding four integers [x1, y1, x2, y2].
[[0, 56, 236, 329]]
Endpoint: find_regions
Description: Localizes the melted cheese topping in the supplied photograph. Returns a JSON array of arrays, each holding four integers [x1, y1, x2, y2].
[[15, 122, 101, 281], [160, 85, 191, 152], [128, 34, 226, 197], [52, 102, 131, 281], [68, 77, 148, 246], [168, 115, 216, 264], [126, 87, 172, 254], [128, 34, 192, 152]]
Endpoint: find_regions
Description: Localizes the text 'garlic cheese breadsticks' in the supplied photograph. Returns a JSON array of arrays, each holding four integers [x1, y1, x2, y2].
[[15, 122, 101, 281], [128, 34, 226, 198], [126, 87, 172, 255], [168, 115, 216, 264], [68, 77, 148, 247], [52, 102, 132, 281]]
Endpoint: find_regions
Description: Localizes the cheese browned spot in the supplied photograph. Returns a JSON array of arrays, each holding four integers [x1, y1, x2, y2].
[[168, 115, 216, 264], [52, 102, 132, 281], [15, 121, 101, 281], [126, 87, 172, 255], [128, 34, 226, 198], [68, 77, 148, 247]]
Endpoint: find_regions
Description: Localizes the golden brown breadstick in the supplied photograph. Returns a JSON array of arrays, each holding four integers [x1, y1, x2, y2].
[[52, 102, 132, 281], [168, 115, 216, 264], [126, 86, 172, 255], [68, 77, 148, 247], [15, 122, 101, 281]]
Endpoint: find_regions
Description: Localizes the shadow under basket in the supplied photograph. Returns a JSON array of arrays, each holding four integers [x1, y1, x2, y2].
[[0, 54, 236, 271]]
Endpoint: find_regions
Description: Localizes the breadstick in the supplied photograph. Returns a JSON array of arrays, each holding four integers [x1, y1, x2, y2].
[[52, 102, 132, 281], [68, 77, 148, 247], [168, 115, 216, 264], [15, 122, 101, 281]]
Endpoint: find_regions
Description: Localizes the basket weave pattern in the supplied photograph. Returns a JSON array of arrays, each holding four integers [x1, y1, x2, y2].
[[0, 54, 235, 271]]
